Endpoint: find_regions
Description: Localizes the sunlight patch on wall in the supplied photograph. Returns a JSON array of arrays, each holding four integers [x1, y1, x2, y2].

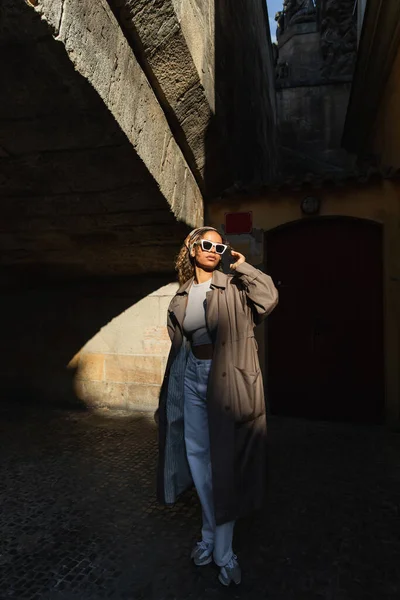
[[67, 282, 178, 411]]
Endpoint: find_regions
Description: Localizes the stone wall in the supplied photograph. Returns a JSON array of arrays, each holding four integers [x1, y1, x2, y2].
[[108, 0, 213, 192], [97, 0, 278, 197], [73, 282, 178, 411], [172, 0, 215, 111], [0, 0, 201, 287], [172, 0, 279, 193], [0, 0, 278, 410], [276, 83, 354, 175], [1, 0, 278, 281], [1, 275, 177, 410], [273, 0, 357, 177], [371, 44, 400, 171], [211, 0, 278, 191], [29, 0, 203, 227]]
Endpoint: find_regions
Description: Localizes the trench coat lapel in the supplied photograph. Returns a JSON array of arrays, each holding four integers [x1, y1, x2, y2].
[[170, 270, 228, 335], [206, 270, 228, 338], [169, 278, 192, 332]]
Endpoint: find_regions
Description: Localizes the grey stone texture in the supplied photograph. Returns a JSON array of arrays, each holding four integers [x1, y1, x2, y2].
[[172, 0, 216, 111], [320, 0, 357, 81], [0, 274, 175, 405], [273, 0, 357, 177], [109, 0, 278, 196], [1, 0, 278, 285], [0, 0, 278, 410], [277, 24, 322, 87], [109, 0, 213, 190], [210, 0, 278, 192], [0, 0, 202, 284], [32, 0, 203, 227], [0, 406, 399, 599], [275, 0, 357, 85], [276, 83, 355, 176]]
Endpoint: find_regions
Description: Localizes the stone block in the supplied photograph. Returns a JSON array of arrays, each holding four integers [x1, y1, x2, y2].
[[113, 327, 147, 355], [104, 354, 162, 384], [76, 353, 105, 381], [73, 379, 107, 406], [143, 326, 170, 341], [83, 296, 167, 356], [83, 330, 119, 355], [142, 339, 171, 356], [149, 282, 179, 297], [31, 0, 203, 228], [115, 297, 161, 328], [142, 326, 171, 355], [161, 354, 169, 374], [74, 378, 160, 409], [113, 0, 211, 178], [124, 384, 161, 409]]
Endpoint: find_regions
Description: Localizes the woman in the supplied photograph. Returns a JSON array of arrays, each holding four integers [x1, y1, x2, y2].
[[157, 226, 278, 586]]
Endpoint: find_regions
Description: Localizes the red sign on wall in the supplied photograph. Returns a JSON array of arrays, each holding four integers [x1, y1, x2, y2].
[[225, 212, 253, 235]]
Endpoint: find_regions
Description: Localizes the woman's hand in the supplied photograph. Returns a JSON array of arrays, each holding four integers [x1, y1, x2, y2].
[[230, 250, 246, 270]]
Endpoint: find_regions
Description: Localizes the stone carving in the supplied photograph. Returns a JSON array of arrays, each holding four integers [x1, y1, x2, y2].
[[274, 9, 285, 39], [320, 0, 357, 80], [275, 0, 316, 39], [286, 0, 316, 26], [276, 60, 289, 80]]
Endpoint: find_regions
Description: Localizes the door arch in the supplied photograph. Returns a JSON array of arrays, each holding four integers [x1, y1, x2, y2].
[[266, 217, 384, 423]]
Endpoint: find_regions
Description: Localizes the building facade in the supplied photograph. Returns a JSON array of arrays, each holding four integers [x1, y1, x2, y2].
[[206, 0, 400, 425]]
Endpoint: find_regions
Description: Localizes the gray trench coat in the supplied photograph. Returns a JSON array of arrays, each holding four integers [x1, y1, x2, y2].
[[157, 262, 278, 525]]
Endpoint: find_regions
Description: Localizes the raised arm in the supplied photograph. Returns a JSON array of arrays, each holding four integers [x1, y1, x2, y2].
[[231, 252, 278, 323]]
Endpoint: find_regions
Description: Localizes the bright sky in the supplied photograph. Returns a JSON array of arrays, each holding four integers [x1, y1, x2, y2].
[[266, 0, 283, 43]]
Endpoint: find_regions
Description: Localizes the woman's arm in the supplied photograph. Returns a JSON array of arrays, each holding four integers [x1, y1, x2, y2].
[[231, 252, 278, 323]]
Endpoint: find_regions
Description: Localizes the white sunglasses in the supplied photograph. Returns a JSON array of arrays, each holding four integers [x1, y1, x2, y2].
[[193, 239, 228, 255]]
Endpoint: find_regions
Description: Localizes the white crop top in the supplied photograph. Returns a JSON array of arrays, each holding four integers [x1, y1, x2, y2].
[[183, 279, 213, 346]]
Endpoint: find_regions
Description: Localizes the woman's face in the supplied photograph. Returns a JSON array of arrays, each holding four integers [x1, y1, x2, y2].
[[191, 230, 223, 271]]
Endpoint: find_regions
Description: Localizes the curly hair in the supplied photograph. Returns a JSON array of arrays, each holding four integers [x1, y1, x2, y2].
[[175, 227, 226, 286]]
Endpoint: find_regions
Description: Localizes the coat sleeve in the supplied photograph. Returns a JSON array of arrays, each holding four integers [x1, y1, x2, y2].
[[166, 299, 176, 342], [233, 262, 279, 324], [155, 300, 176, 426], [167, 312, 175, 342]]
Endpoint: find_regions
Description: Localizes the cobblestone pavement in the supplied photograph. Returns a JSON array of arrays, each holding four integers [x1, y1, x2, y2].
[[0, 406, 399, 600]]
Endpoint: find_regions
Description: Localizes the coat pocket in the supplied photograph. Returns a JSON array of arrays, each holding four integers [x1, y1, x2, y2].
[[232, 366, 261, 423]]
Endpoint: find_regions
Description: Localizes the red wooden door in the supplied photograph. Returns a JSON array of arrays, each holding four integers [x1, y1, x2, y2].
[[266, 218, 384, 423]]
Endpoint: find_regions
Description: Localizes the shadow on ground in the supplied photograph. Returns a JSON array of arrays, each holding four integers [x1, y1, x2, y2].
[[0, 406, 399, 599]]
